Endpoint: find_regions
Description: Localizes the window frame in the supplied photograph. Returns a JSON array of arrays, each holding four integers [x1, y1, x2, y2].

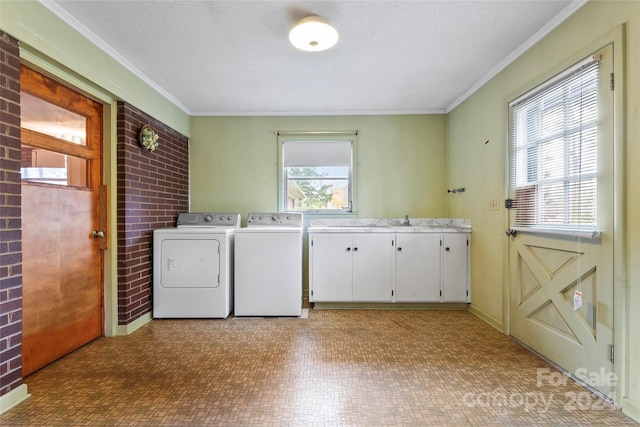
[[277, 133, 357, 214], [508, 53, 602, 236]]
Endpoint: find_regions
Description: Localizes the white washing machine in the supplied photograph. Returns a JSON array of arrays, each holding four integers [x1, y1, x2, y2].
[[234, 212, 303, 317], [153, 212, 240, 318]]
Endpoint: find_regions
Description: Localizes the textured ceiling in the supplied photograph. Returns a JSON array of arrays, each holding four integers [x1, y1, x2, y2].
[[46, 0, 583, 116]]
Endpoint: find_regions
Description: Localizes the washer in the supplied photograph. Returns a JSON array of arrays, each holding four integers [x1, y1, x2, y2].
[[153, 212, 240, 318], [234, 212, 303, 316]]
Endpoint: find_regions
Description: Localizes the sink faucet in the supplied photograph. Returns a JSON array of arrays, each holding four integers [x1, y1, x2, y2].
[[403, 215, 411, 226]]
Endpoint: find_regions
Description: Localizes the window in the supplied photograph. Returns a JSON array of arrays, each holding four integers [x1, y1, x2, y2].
[[509, 54, 601, 233], [280, 137, 354, 213]]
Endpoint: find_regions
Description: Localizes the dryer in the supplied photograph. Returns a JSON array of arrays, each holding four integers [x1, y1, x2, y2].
[[153, 212, 240, 318], [234, 212, 303, 317]]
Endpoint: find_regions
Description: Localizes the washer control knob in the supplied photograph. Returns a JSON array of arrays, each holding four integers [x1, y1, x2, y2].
[[259, 216, 264, 220], [286, 216, 291, 220], [227, 216, 231, 220], [203, 214, 213, 223], [251, 216, 256, 220]]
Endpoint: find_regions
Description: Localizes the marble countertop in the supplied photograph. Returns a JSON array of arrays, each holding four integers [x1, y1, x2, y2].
[[308, 218, 471, 233]]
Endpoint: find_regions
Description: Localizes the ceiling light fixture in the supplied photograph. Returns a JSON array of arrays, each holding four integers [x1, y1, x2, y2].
[[289, 16, 338, 52]]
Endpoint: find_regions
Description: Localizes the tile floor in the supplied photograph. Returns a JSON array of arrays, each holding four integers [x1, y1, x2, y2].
[[1, 309, 637, 426]]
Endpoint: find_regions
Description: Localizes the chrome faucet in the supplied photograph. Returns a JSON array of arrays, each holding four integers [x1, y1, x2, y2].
[[403, 215, 411, 226]]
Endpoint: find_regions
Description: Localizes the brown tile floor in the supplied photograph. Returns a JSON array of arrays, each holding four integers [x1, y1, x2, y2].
[[1, 309, 637, 426]]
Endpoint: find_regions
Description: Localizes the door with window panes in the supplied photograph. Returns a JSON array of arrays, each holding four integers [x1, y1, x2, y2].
[[20, 65, 105, 375], [507, 45, 615, 397]]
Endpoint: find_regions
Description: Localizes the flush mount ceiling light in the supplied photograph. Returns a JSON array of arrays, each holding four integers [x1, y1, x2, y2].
[[289, 16, 338, 52]]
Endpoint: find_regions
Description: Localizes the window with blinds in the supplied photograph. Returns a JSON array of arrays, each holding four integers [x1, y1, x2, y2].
[[282, 140, 353, 212], [508, 55, 600, 234]]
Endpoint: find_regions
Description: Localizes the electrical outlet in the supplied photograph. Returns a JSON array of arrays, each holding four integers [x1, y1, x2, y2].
[[489, 199, 500, 210]]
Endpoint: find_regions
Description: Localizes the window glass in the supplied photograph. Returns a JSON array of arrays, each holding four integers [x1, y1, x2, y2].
[[509, 56, 599, 231], [21, 145, 89, 187], [21, 92, 87, 145], [282, 139, 353, 213]]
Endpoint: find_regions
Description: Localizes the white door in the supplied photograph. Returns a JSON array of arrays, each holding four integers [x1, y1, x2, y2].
[[161, 239, 220, 288], [352, 234, 394, 302], [310, 233, 353, 302], [442, 234, 469, 302], [508, 45, 615, 397], [395, 234, 441, 302]]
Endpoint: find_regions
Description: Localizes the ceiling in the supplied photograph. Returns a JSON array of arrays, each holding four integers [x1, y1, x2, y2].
[[45, 0, 584, 116]]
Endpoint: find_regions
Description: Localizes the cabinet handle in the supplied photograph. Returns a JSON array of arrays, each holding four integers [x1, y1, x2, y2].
[[397, 247, 402, 252], [346, 247, 351, 251], [445, 247, 450, 251]]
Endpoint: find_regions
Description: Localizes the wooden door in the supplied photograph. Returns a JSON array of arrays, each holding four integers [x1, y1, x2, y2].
[[20, 65, 104, 376], [508, 45, 615, 397]]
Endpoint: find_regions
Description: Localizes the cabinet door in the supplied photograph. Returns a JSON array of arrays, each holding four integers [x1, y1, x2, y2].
[[352, 234, 394, 302], [442, 233, 469, 302], [395, 234, 441, 302], [310, 233, 353, 302]]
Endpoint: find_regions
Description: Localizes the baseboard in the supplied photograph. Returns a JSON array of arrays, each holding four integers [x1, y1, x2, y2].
[[312, 302, 468, 310], [467, 304, 504, 332], [115, 312, 152, 336], [0, 384, 30, 415], [622, 397, 640, 423]]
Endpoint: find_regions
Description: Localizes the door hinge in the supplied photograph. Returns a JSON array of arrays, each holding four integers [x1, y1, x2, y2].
[[610, 73, 614, 91], [505, 198, 515, 209], [392, 290, 394, 296], [440, 240, 443, 246], [440, 290, 442, 296], [311, 290, 313, 296], [311, 240, 313, 246], [391, 240, 394, 246], [610, 344, 615, 363], [466, 290, 469, 296]]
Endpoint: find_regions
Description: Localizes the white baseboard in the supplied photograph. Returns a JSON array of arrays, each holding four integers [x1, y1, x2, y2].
[[0, 384, 30, 415], [115, 312, 152, 336], [622, 397, 640, 423], [468, 304, 504, 332]]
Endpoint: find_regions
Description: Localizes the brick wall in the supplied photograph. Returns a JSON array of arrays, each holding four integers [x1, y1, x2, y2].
[[0, 31, 23, 396], [116, 102, 189, 325]]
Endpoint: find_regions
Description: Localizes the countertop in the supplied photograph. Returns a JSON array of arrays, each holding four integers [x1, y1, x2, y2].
[[307, 218, 471, 233]]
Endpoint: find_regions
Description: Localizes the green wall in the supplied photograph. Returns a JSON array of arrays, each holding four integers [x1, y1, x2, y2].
[[190, 115, 448, 219], [447, 0, 640, 419]]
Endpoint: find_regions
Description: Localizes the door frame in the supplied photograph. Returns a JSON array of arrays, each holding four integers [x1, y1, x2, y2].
[[20, 48, 119, 338], [502, 26, 627, 406]]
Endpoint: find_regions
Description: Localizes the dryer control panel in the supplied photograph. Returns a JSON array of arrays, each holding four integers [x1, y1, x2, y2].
[[246, 212, 303, 227], [176, 212, 241, 228]]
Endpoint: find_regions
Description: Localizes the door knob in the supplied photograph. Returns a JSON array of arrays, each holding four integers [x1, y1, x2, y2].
[[92, 230, 105, 238], [505, 229, 518, 237]]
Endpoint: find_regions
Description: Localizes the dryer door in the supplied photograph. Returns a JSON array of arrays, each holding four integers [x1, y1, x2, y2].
[[160, 238, 221, 288]]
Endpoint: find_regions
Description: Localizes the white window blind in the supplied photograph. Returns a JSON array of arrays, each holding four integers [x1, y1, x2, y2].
[[283, 141, 352, 167], [509, 55, 600, 234]]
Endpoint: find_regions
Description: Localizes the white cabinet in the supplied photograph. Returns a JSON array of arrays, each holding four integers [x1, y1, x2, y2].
[[441, 233, 470, 302], [310, 230, 470, 304], [310, 233, 394, 302], [309, 233, 352, 302], [352, 234, 394, 302], [395, 233, 441, 302]]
